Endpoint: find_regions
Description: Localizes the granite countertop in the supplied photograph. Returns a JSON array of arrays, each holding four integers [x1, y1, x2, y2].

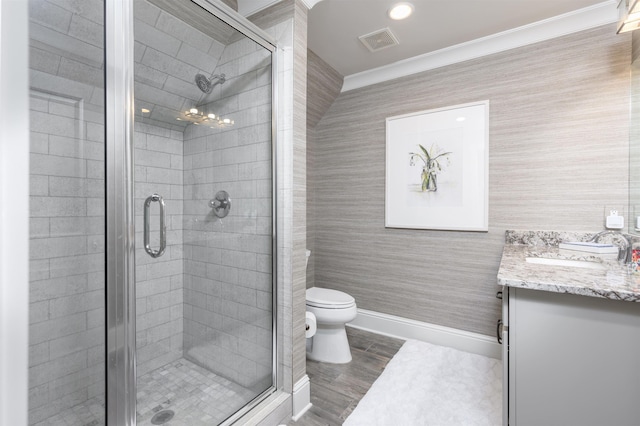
[[498, 231, 640, 302]]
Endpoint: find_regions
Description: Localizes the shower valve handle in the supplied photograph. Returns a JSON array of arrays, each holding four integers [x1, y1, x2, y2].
[[210, 190, 231, 218]]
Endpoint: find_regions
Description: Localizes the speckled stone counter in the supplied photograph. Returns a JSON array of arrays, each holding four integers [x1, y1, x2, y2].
[[498, 230, 640, 302]]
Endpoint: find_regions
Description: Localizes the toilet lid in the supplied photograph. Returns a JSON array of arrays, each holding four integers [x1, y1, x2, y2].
[[306, 287, 355, 308]]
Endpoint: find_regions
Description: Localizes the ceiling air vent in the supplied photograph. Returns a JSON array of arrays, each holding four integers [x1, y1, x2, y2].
[[358, 27, 399, 52]]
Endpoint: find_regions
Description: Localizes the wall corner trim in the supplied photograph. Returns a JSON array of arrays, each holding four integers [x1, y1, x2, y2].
[[291, 375, 312, 421], [342, 0, 618, 92], [299, 0, 323, 9], [240, 0, 325, 16], [348, 308, 502, 360]]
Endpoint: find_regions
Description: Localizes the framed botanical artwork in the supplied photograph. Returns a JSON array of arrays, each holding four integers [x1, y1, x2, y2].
[[385, 101, 489, 231]]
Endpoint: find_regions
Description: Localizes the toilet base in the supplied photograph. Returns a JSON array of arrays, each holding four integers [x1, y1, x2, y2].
[[306, 324, 352, 364]]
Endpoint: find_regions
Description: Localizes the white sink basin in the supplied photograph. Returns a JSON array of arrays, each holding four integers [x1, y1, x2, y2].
[[525, 257, 607, 270]]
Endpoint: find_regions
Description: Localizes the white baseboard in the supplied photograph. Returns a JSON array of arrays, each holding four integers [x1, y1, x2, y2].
[[291, 374, 312, 421], [348, 308, 502, 359]]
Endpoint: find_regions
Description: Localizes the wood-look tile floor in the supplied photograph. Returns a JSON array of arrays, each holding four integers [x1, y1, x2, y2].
[[289, 327, 405, 426]]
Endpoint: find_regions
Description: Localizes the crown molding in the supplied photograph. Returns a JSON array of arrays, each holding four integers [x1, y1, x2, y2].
[[300, 0, 323, 9], [238, 0, 324, 16], [342, 1, 618, 92]]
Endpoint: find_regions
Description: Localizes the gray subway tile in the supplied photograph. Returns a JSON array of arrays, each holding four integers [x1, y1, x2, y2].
[[30, 46, 62, 75], [30, 235, 87, 260], [146, 133, 182, 155], [49, 136, 103, 161], [135, 148, 172, 168], [30, 131, 50, 154], [30, 109, 81, 139], [49, 253, 103, 278], [30, 258, 51, 282], [31, 153, 86, 178], [48, 327, 102, 360], [135, 62, 168, 89], [30, 175, 49, 196], [28, 349, 87, 389], [28, 383, 49, 411], [50, 217, 103, 237], [48, 289, 103, 318], [87, 307, 105, 330], [146, 166, 182, 185], [135, 19, 181, 57], [30, 312, 87, 346], [48, 0, 104, 24], [86, 197, 104, 216], [141, 47, 199, 87], [30, 274, 88, 303], [135, 81, 186, 113], [155, 11, 213, 53], [57, 57, 104, 88], [29, 300, 50, 325], [162, 75, 204, 101], [176, 43, 219, 75], [29, 0, 72, 34], [134, 0, 161, 26], [136, 276, 171, 298], [67, 13, 103, 48], [29, 22, 103, 68], [86, 122, 105, 143]]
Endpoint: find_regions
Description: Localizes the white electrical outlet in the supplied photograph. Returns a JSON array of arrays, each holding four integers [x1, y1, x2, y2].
[[606, 210, 624, 230]]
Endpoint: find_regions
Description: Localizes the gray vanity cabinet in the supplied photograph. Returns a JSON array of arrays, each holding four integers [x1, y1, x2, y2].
[[502, 287, 640, 426]]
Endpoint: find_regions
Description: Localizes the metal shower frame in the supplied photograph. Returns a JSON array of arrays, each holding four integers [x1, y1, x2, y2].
[[105, 1, 279, 424]]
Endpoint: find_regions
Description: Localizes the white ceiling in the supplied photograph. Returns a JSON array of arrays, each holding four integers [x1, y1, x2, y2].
[[307, 0, 613, 77]]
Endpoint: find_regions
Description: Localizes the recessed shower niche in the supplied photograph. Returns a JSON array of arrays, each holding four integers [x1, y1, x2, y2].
[[27, 0, 276, 424]]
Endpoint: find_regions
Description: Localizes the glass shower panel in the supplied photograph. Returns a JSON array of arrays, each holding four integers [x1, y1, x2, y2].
[[133, 1, 274, 424], [28, 0, 106, 425]]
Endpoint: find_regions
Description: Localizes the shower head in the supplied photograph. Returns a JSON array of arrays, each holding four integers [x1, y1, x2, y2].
[[194, 73, 226, 94]]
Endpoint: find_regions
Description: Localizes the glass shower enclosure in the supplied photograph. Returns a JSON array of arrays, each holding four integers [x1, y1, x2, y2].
[[27, 1, 276, 424]]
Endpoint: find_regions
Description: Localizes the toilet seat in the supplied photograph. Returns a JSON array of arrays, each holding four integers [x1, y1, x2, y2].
[[306, 287, 355, 309]]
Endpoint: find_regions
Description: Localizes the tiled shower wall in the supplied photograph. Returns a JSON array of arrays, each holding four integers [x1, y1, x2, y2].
[[28, 93, 105, 426], [132, 0, 231, 378], [182, 36, 273, 390], [28, 0, 106, 424], [134, 122, 184, 378]]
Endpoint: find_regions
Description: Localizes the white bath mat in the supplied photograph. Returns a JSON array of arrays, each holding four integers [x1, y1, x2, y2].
[[343, 339, 502, 426]]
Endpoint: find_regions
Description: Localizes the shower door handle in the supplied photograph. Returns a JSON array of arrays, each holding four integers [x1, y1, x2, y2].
[[144, 193, 166, 258]]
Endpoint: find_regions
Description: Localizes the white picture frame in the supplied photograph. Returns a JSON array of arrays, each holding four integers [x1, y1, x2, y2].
[[385, 101, 489, 231]]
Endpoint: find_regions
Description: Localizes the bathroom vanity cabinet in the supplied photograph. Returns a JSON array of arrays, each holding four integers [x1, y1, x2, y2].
[[497, 232, 640, 426], [501, 287, 640, 426]]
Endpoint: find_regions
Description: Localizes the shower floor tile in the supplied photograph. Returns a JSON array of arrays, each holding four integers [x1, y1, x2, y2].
[[36, 358, 254, 426], [136, 358, 255, 425]]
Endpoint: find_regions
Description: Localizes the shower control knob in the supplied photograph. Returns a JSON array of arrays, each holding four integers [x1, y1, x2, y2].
[[210, 190, 231, 218]]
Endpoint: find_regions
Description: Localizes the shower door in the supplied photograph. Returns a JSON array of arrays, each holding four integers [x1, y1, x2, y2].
[[132, 1, 276, 425]]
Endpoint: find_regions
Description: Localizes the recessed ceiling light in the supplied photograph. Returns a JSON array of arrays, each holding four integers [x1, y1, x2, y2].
[[388, 2, 414, 20], [456, 117, 466, 122]]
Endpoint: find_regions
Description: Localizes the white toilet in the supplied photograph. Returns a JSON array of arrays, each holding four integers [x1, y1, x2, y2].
[[305, 250, 357, 364]]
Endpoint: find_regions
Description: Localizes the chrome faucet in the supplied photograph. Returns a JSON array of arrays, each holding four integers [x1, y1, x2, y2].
[[589, 230, 632, 263]]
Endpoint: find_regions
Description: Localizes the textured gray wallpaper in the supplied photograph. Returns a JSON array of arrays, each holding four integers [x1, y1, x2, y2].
[[306, 49, 344, 290], [311, 25, 631, 337]]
